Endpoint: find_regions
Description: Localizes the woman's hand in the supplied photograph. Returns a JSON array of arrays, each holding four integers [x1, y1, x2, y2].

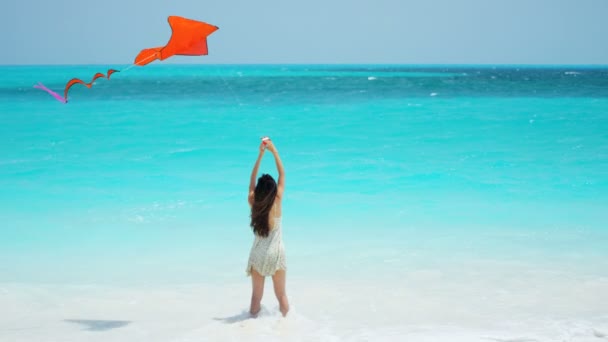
[[265, 139, 277, 154], [259, 141, 267, 154]]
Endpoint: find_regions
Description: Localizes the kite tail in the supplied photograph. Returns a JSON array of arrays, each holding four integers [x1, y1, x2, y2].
[[34, 82, 67, 103], [63, 69, 120, 101]]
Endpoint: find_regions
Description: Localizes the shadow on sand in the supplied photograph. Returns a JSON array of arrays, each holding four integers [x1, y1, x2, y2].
[[64, 319, 131, 331], [213, 311, 253, 324]]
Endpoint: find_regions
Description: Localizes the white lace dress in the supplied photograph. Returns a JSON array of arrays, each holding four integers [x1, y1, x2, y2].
[[246, 217, 286, 277]]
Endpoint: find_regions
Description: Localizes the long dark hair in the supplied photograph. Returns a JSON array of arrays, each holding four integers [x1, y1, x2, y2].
[[250, 174, 277, 237]]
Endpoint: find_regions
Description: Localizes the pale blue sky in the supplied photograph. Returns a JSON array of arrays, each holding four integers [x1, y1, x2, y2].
[[1, 0, 607, 65]]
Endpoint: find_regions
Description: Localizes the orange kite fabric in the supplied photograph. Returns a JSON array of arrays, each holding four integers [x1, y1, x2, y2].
[[135, 16, 219, 66], [35, 16, 219, 103]]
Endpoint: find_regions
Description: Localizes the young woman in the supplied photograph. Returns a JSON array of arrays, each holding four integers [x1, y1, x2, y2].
[[246, 138, 289, 317]]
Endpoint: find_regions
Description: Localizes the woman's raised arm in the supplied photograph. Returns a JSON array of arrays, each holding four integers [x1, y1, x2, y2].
[[248, 142, 266, 206], [265, 140, 285, 199]]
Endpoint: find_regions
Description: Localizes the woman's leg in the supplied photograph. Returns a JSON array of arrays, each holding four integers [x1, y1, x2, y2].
[[250, 269, 265, 316], [271, 270, 289, 317]]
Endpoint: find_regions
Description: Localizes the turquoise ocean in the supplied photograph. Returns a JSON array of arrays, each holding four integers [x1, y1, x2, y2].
[[1, 65, 607, 341]]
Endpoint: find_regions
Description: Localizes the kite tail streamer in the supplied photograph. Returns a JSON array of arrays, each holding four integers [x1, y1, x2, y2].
[[63, 69, 119, 101], [34, 69, 119, 103], [33, 82, 67, 103]]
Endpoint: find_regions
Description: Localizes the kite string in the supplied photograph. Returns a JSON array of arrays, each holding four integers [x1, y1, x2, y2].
[[120, 64, 138, 73], [119, 53, 158, 73], [215, 66, 244, 107], [109, 55, 246, 107]]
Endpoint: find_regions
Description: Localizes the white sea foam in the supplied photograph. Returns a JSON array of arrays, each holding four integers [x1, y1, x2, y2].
[[128, 215, 144, 223], [168, 147, 203, 155]]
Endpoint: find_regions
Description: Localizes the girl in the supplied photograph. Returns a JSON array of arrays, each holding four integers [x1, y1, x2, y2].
[[246, 138, 289, 317]]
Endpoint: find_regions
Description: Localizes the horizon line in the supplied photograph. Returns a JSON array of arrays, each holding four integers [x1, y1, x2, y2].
[[2, 62, 608, 68]]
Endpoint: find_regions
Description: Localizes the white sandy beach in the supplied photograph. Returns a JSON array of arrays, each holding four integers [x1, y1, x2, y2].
[[2, 265, 608, 342]]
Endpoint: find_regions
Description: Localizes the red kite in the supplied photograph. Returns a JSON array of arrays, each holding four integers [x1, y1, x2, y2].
[[35, 16, 219, 103], [135, 16, 219, 66]]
